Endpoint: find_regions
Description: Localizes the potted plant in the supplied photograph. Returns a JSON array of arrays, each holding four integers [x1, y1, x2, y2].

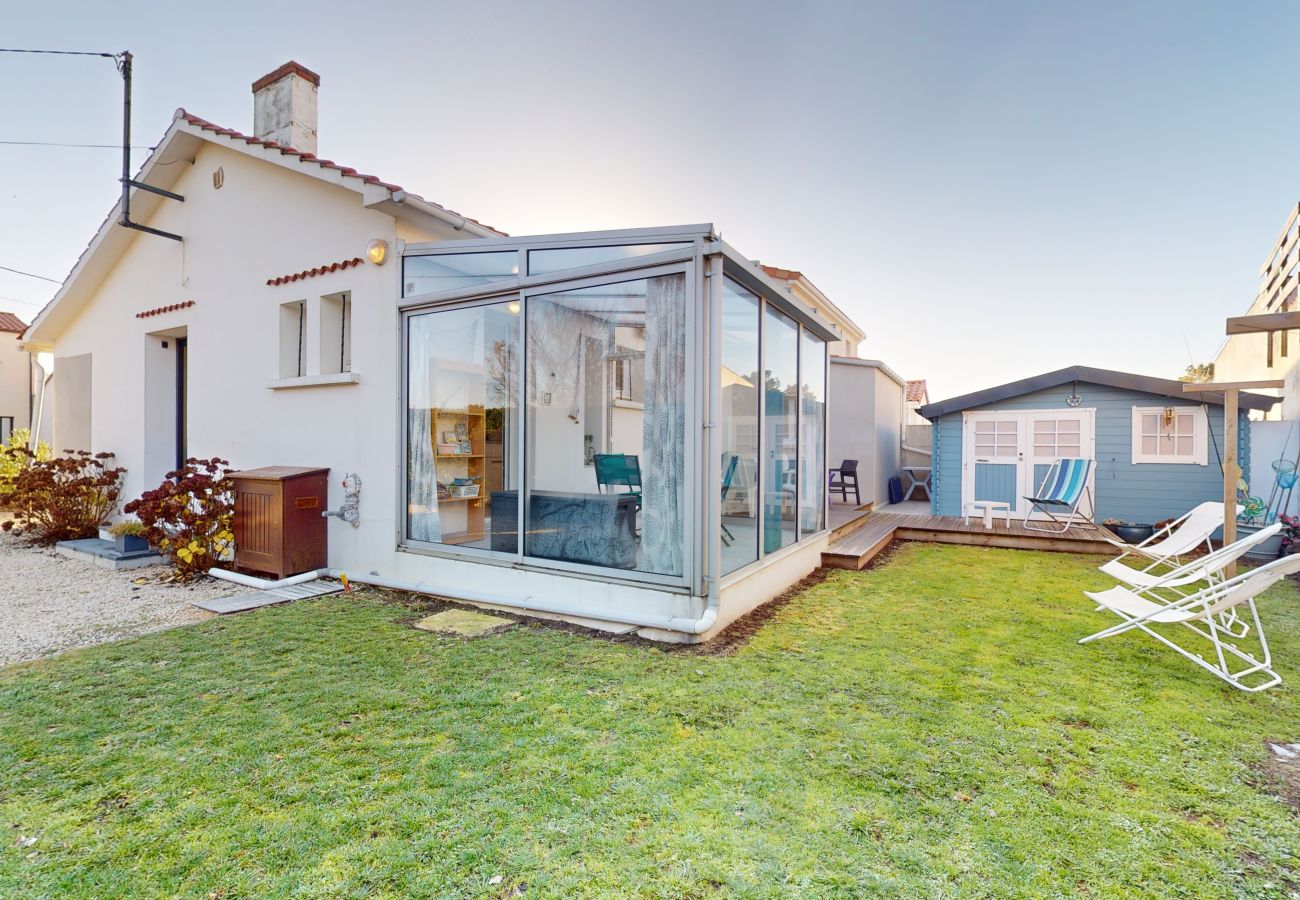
[[1104, 518, 1155, 544], [108, 519, 149, 554]]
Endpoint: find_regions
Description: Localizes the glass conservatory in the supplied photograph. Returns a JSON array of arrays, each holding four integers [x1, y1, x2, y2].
[[399, 225, 835, 638]]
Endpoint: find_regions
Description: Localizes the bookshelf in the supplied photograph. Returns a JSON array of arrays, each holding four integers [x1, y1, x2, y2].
[[433, 404, 486, 542]]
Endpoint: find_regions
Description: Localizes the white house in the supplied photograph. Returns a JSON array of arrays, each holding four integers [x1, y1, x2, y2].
[[0, 313, 34, 445], [22, 62, 842, 643]]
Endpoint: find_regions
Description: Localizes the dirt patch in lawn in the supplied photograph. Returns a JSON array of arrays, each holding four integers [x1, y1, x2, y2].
[[1253, 740, 1300, 814], [361, 565, 844, 656]]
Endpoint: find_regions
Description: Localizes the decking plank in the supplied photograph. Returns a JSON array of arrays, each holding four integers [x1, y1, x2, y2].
[[822, 510, 1117, 569]]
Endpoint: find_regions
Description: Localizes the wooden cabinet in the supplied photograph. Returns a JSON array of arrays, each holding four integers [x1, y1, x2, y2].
[[230, 466, 329, 578]]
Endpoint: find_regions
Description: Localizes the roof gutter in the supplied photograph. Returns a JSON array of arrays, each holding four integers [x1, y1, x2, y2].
[[390, 191, 500, 240]]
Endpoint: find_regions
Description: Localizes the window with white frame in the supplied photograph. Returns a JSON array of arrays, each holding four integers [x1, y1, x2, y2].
[[1131, 406, 1207, 465], [973, 419, 1018, 458], [278, 300, 306, 378], [1032, 417, 1082, 458]]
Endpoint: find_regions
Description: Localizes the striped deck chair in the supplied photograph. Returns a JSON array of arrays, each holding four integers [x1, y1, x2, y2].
[[1023, 457, 1095, 534]]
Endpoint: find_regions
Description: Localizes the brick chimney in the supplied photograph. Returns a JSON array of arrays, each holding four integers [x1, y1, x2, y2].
[[252, 61, 319, 154]]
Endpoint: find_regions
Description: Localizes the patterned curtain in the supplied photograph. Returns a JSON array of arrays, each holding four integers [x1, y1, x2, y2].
[[407, 315, 442, 542], [640, 273, 686, 575]]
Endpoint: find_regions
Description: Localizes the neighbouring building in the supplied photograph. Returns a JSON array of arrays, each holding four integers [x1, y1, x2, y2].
[[920, 365, 1274, 524], [827, 357, 905, 507], [760, 265, 865, 357], [21, 62, 848, 643], [0, 312, 33, 444], [1214, 202, 1300, 419]]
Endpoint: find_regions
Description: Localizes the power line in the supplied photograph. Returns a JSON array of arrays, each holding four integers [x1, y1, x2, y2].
[[0, 294, 47, 308], [0, 48, 118, 58], [0, 140, 153, 149], [0, 265, 61, 284]]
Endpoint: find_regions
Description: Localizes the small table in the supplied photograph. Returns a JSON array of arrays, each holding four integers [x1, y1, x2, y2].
[[901, 466, 931, 501], [966, 500, 1012, 530]]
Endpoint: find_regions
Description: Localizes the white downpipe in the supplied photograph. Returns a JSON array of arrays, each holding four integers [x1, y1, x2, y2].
[[324, 569, 717, 635], [206, 568, 327, 590], [29, 357, 53, 452]]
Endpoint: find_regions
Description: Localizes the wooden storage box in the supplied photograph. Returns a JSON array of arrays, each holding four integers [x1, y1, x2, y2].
[[230, 466, 329, 578]]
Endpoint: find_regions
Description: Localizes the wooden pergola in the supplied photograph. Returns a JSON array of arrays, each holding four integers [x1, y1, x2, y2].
[[1180, 309, 1295, 574]]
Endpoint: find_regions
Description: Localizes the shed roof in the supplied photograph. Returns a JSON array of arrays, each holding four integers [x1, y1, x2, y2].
[[917, 365, 1279, 419]]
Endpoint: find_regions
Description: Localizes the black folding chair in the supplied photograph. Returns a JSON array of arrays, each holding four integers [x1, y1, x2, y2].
[[828, 459, 860, 505]]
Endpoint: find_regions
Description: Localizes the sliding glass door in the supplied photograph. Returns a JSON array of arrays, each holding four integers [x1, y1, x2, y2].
[[524, 273, 686, 577], [406, 301, 520, 551]]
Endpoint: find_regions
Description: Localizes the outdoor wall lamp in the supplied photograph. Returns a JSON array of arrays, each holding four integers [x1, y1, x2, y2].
[[366, 239, 389, 266]]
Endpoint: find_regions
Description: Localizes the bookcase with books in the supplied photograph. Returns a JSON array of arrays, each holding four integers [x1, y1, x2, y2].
[[432, 404, 486, 544]]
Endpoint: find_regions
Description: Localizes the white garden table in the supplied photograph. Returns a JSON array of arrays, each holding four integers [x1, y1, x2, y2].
[[966, 500, 1012, 530]]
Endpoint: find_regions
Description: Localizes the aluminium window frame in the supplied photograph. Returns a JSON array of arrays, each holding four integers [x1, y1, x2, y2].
[[398, 257, 701, 591]]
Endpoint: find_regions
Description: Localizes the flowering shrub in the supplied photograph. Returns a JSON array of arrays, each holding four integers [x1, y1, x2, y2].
[[124, 458, 235, 581], [0, 429, 52, 504], [1, 450, 125, 544]]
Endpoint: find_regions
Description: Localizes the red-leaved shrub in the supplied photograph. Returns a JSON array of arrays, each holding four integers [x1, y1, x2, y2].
[[1, 450, 125, 544], [125, 458, 235, 581]]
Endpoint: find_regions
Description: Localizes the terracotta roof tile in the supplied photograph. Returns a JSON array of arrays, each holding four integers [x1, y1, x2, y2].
[[178, 110, 507, 236], [266, 257, 365, 286], [252, 61, 320, 92], [0, 312, 27, 334], [905, 379, 928, 403]]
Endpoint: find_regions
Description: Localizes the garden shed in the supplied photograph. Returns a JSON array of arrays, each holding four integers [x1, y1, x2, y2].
[[918, 366, 1277, 525]]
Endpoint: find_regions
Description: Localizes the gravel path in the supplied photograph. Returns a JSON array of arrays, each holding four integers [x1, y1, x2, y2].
[[0, 528, 242, 667]]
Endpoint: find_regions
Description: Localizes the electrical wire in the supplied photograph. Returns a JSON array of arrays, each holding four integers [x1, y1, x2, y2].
[[0, 294, 47, 308], [0, 48, 119, 58], [0, 140, 153, 149], [0, 265, 60, 284]]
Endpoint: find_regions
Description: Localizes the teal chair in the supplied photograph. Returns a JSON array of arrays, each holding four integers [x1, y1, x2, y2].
[[594, 454, 642, 511]]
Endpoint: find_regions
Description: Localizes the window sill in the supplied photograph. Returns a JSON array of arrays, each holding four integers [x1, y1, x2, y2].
[[268, 373, 360, 390], [1131, 456, 1205, 466]]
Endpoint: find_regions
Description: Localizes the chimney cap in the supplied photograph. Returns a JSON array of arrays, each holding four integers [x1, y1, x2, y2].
[[252, 61, 321, 93]]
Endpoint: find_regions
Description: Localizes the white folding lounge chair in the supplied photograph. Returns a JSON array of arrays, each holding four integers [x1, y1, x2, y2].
[[1099, 522, 1284, 639], [1104, 501, 1241, 574], [1099, 521, 1284, 591], [1080, 553, 1300, 692]]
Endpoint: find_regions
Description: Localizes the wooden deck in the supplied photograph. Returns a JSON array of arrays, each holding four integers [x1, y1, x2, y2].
[[822, 510, 1118, 570]]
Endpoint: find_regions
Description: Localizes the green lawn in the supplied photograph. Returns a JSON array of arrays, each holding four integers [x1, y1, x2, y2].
[[3, 544, 1300, 898]]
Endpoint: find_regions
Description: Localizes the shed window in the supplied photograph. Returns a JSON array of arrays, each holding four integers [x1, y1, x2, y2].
[[1131, 406, 1207, 465]]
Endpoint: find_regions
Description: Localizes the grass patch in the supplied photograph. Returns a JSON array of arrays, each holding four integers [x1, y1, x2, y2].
[[3, 543, 1300, 897]]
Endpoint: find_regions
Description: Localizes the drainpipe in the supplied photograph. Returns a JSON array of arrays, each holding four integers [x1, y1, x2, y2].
[[207, 568, 326, 590], [29, 355, 53, 452]]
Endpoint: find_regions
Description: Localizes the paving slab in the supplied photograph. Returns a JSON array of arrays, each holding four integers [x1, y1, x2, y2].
[[413, 608, 512, 637]]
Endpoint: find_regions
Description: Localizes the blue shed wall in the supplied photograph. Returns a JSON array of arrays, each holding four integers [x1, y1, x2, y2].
[[929, 382, 1249, 523]]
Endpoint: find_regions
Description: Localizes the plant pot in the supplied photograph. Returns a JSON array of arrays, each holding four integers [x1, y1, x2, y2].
[[1112, 524, 1154, 544], [114, 534, 149, 554], [1236, 522, 1285, 559]]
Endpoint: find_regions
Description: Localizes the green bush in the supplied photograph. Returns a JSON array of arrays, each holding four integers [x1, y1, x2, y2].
[[0, 428, 52, 503]]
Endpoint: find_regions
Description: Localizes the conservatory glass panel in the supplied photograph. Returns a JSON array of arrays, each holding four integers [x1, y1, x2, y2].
[[403, 252, 518, 296], [528, 243, 692, 275], [799, 330, 827, 535], [721, 278, 761, 574], [406, 302, 520, 550], [763, 305, 799, 553], [524, 273, 686, 577]]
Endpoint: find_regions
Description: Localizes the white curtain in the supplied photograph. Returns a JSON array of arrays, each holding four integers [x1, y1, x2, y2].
[[640, 274, 686, 575]]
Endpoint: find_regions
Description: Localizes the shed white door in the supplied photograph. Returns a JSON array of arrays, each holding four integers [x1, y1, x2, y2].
[[962, 409, 1095, 518]]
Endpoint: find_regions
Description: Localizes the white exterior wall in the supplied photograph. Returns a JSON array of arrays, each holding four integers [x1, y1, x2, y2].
[[39, 144, 744, 641], [827, 358, 904, 507], [1213, 295, 1291, 420], [0, 334, 31, 438]]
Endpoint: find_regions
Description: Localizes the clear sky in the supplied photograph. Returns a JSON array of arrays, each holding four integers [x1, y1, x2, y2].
[[2, 0, 1298, 400]]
